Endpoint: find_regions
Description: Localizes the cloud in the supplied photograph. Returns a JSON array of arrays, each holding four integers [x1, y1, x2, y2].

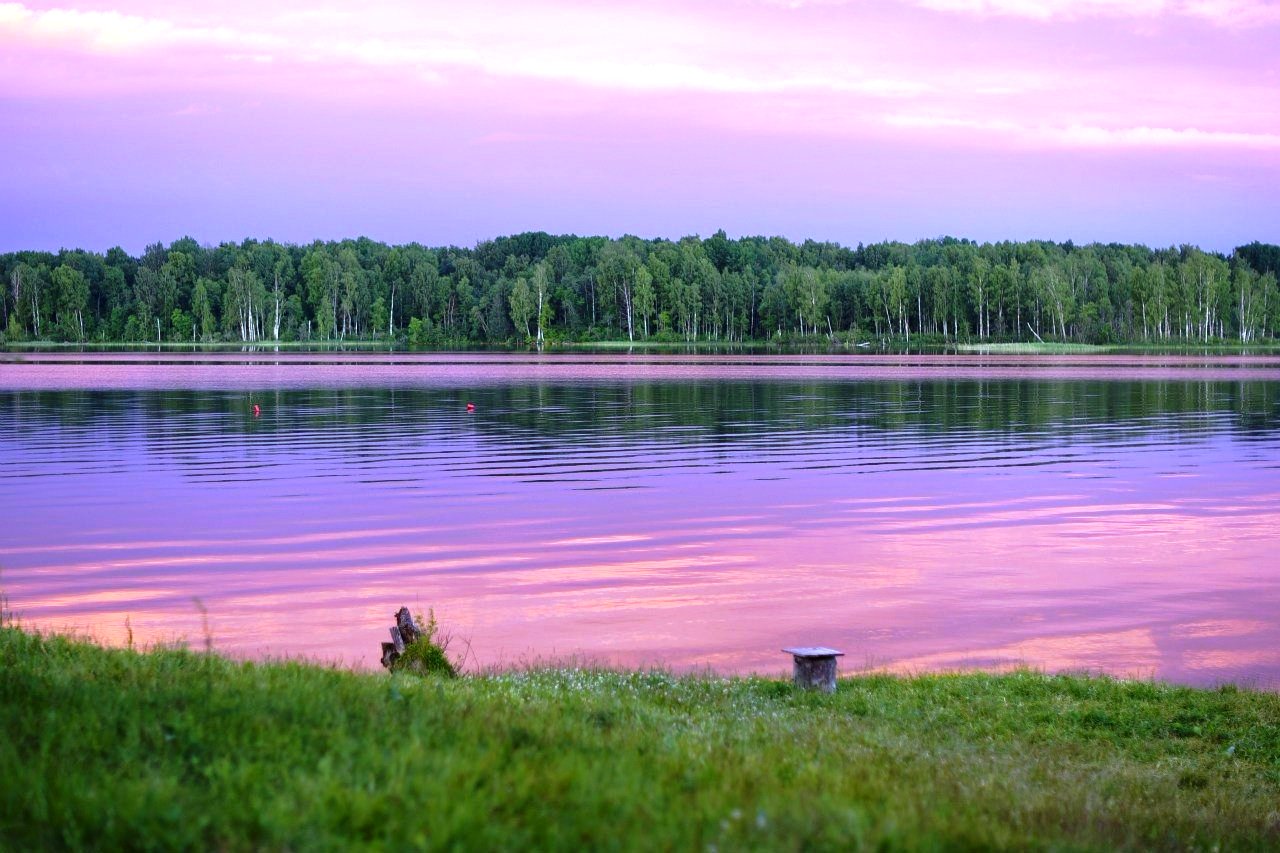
[[0, 1, 1272, 153], [0, 2, 28, 26], [903, 0, 1280, 24], [474, 131, 565, 145], [884, 113, 1280, 148], [0, 2, 277, 53], [170, 102, 220, 117], [0, 2, 933, 98], [1179, 0, 1280, 24], [910, 0, 1168, 20], [1058, 123, 1280, 147]]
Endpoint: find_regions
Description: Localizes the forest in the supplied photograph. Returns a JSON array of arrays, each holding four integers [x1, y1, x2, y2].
[[2, 232, 1278, 347]]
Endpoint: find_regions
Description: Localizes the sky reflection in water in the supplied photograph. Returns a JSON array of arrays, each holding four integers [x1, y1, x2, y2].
[[1, 353, 1278, 688]]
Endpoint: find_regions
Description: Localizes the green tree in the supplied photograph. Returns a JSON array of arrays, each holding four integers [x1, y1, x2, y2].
[[302, 247, 339, 339], [123, 314, 145, 342], [407, 316, 426, 347], [225, 265, 267, 342], [192, 279, 216, 341], [598, 242, 644, 342], [12, 263, 47, 338], [633, 264, 655, 338], [170, 308, 193, 342], [1, 233, 1274, 347], [778, 265, 831, 337], [52, 264, 89, 340], [337, 247, 365, 338], [508, 275, 534, 340], [530, 261, 553, 345], [270, 252, 295, 341], [132, 267, 162, 339], [967, 255, 991, 339], [1038, 264, 1075, 340]]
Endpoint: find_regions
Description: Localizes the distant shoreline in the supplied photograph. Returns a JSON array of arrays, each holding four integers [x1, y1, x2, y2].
[[5, 235, 1278, 354], [5, 339, 1280, 356]]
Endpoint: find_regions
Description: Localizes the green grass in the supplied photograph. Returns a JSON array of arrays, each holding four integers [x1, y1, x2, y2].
[[2, 627, 1279, 850], [1, 339, 400, 350], [7, 338, 1280, 356], [559, 339, 725, 350], [951, 340, 1280, 355], [953, 342, 1121, 354]]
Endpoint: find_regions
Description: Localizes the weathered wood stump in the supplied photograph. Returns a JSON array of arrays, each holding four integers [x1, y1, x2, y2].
[[380, 607, 423, 670], [783, 646, 844, 693]]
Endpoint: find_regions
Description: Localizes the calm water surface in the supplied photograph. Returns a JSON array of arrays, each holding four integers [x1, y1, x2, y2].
[[2, 353, 1278, 688]]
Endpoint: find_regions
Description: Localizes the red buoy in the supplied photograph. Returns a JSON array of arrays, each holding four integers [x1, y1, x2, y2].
[[253, 404, 261, 417], [466, 402, 476, 412]]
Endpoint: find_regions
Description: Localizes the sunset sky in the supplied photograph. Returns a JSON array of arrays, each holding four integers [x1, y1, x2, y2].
[[2, 0, 1277, 252]]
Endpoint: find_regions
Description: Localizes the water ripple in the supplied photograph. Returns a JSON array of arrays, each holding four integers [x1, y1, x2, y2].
[[2, 367, 1278, 688]]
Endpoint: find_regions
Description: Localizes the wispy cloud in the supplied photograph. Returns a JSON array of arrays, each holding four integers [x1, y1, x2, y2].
[[170, 102, 219, 117], [0, 2, 932, 97], [0, 0, 1274, 153], [904, 0, 1280, 25], [884, 113, 1280, 148], [1, 1, 1276, 249], [0, 2, 276, 52], [1058, 123, 1280, 148]]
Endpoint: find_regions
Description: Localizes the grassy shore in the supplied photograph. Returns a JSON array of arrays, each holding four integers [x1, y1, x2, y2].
[[952, 342, 1121, 354], [2, 627, 1278, 850], [1, 339, 401, 351], [7, 338, 1280, 355]]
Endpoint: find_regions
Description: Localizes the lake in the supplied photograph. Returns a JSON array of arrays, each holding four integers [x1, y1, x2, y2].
[[2, 352, 1278, 688]]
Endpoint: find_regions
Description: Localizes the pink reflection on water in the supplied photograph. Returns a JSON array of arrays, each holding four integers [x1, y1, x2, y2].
[[2, 354, 1278, 689], [12, 468, 1276, 687]]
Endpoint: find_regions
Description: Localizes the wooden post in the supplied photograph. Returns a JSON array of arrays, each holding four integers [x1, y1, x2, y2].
[[380, 607, 423, 670], [782, 647, 844, 693]]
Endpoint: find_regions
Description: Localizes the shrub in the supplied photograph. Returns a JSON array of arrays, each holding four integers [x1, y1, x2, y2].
[[390, 609, 458, 678]]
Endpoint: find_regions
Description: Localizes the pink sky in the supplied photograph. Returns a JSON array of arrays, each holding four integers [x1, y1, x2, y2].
[[2, 0, 1277, 252]]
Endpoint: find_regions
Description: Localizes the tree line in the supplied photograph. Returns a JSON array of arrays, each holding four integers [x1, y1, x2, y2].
[[3, 232, 1278, 346]]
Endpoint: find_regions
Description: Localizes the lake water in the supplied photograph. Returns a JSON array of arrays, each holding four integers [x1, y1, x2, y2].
[[2, 352, 1278, 688]]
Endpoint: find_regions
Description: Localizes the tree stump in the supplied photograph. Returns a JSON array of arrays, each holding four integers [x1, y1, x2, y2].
[[380, 607, 423, 670], [782, 647, 844, 693]]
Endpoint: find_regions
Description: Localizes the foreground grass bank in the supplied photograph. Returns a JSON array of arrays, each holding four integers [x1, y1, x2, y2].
[[2, 628, 1279, 850]]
